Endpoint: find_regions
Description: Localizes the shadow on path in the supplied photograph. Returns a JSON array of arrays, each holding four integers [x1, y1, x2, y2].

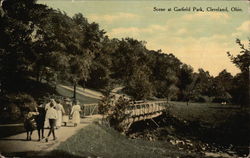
[[2, 150, 86, 158], [0, 138, 27, 141]]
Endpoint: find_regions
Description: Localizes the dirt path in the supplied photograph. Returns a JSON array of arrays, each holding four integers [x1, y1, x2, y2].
[[0, 115, 102, 155]]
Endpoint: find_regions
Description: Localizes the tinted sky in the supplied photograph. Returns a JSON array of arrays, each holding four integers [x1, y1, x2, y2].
[[39, 0, 250, 76]]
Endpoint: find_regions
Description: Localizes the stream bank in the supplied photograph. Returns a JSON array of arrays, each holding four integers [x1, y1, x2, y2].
[[127, 112, 249, 157]]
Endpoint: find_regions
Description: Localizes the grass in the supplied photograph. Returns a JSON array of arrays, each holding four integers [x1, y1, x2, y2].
[[51, 122, 200, 158], [174, 102, 250, 151], [129, 101, 250, 156], [168, 101, 250, 126]]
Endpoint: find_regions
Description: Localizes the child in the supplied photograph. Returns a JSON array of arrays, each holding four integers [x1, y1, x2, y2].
[[23, 109, 37, 141]]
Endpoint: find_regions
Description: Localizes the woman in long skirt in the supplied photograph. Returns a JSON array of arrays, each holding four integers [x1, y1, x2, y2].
[[70, 101, 81, 127], [62, 98, 71, 126], [55, 100, 65, 128]]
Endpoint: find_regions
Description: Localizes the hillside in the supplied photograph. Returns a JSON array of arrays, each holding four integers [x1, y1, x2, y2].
[[56, 84, 102, 104]]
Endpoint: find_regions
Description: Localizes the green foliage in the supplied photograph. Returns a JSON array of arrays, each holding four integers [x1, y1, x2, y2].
[[212, 69, 233, 103], [227, 39, 250, 73], [85, 37, 114, 90], [177, 64, 194, 101], [0, 1, 95, 94], [98, 95, 115, 115], [194, 69, 213, 97], [1, 0, 248, 110], [230, 73, 249, 105], [108, 96, 130, 132], [99, 95, 130, 132], [0, 15, 34, 91], [125, 65, 154, 100], [0, 93, 37, 123], [227, 39, 250, 106], [0, 0, 215, 103], [150, 51, 181, 99]]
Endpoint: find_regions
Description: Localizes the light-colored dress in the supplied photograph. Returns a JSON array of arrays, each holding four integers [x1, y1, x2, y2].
[[62, 102, 71, 124], [44, 103, 51, 128], [71, 104, 81, 125], [62, 115, 69, 123], [55, 103, 65, 127]]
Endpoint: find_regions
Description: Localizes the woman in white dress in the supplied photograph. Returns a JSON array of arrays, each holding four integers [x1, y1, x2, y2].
[[62, 98, 71, 126], [70, 101, 81, 127], [55, 100, 65, 128]]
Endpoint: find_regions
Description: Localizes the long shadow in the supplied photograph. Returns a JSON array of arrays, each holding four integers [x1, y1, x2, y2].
[[0, 126, 25, 138], [0, 138, 27, 141], [1, 150, 87, 158]]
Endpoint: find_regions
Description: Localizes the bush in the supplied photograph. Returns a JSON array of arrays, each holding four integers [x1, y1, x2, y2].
[[99, 95, 131, 133], [9, 104, 22, 121], [0, 104, 22, 123], [98, 94, 115, 115], [0, 93, 37, 123]]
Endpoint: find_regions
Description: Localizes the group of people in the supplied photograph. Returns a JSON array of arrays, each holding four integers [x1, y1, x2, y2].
[[23, 98, 82, 142]]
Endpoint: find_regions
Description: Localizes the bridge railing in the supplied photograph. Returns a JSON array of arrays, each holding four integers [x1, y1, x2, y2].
[[81, 103, 99, 117], [125, 100, 168, 118], [81, 100, 169, 119]]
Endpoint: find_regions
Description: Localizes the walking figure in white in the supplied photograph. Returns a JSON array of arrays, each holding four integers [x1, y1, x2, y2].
[[55, 100, 65, 128], [71, 100, 81, 127]]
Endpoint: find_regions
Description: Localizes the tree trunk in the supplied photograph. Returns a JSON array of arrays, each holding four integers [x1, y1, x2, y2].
[[73, 82, 76, 100]]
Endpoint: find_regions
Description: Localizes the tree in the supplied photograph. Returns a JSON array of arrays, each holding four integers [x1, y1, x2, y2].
[[176, 64, 195, 105], [0, 0, 95, 101], [212, 69, 233, 103], [111, 38, 154, 99], [125, 64, 154, 100], [227, 39, 250, 73], [177, 64, 194, 102], [227, 39, 249, 106], [0, 15, 34, 92], [1, 0, 37, 22], [29, 10, 95, 99], [85, 37, 114, 90], [191, 69, 213, 102], [151, 52, 181, 100]]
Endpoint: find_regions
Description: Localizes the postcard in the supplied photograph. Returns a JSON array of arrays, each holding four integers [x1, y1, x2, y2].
[[0, 0, 249, 157]]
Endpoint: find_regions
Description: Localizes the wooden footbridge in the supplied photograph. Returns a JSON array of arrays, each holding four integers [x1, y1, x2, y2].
[[124, 100, 168, 123], [82, 100, 169, 126]]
